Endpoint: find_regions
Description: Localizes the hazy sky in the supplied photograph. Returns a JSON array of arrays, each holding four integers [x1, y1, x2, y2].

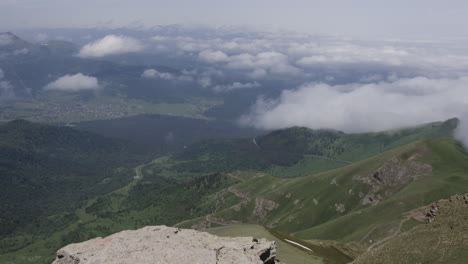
[[1, 0, 468, 37]]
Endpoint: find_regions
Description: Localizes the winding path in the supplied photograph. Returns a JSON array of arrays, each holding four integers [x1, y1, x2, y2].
[[203, 173, 251, 226], [307, 154, 353, 164], [365, 207, 427, 251]]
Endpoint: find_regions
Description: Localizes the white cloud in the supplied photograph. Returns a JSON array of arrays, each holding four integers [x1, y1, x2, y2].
[[197, 49, 301, 79], [35, 33, 48, 42], [227, 51, 301, 77], [44, 73, 99, 91], [13, 48, 28, 55], [151, 35, 170, 41], [0, 35, 14, 46], [0, 68, 14, 101], [78, 35, 144, 58], [142, 69, 175, 80], [197, 76, 212, 88], [294, 42, 468, 73], [240, 76, 468, 133], [455, 114, 468, 149], [212, 81, 261, 92], [199, 50, 229, 63], [152, 32, 468, 81], [143, 29, 468, 80], [142, 69, 194, 82]]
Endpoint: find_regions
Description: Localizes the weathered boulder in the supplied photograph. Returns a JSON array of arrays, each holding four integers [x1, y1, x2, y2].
[[52, 225, 279, 264]]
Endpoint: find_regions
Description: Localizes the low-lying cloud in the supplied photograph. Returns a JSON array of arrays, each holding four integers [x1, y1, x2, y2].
[[0, 34, 14, 46], [0, 68, 14, 101], [142, 69, 175, 80], [44, 73, 99, 91], [199, 50, 229, 63], [212, 81, 261, 92], [78, 35, 144, 58], [455, 114, 468, 149], [145, 29, 468, 82], [141, 69, 193, 82], [198, 50, 301, 78], [141, 68, 257, 92], [240, 76, 468, 133]]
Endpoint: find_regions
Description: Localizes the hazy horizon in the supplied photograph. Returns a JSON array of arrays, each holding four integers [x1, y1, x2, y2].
[[1, 0, 468, 39]]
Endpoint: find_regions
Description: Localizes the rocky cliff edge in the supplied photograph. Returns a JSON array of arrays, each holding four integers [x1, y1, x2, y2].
[[52, 225, 280, 264]]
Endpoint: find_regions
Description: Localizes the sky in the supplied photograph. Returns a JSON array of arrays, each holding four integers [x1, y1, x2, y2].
[[1, 0, 468, 38], [2, 0, 468, 145]]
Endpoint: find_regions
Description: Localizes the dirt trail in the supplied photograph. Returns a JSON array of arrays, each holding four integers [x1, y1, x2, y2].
[[205, 214, 242, 226], [204, 173, 251, 226], [366, 215, 410, 251], [227, 172, 246, 182], [365, 206, 429, 251], [308, 154, 353, 164]]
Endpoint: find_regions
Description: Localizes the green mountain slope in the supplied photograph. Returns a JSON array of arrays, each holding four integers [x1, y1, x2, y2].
[[169, 118, 457, 177], [1, 119, 465, 264], [178, 137, 468, 250], [0, 120, 148, 256], [354, 194, 468, 264]]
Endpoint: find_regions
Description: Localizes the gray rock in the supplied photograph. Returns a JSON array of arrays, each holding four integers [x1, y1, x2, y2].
[[52, 226, 279, 264]]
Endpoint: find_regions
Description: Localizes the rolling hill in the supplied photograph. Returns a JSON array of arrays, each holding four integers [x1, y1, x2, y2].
[[168, 118, 458, 176]]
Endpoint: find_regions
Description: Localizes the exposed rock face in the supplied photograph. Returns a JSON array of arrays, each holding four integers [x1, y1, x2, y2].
[[334, 203, 346, 213], [253, 198, 279, 220], [52, 226, 279, 264], [353, 156, 432, 206]]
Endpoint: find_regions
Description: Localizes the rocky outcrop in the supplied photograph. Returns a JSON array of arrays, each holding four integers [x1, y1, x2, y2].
[[52, 226, 280, 264], [252, 198, 279, 220], [353, 157, 432, 206], [354, 193, 468, 264]]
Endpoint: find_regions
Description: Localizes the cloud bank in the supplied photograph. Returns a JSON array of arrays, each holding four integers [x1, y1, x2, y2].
[[240, 76, 468, 133], [78, 35, 143, 58], [145, 30, 468, 83], [198, 50, 301, 78], [141, 68, 258, 92], [44, 73, 99, 91]]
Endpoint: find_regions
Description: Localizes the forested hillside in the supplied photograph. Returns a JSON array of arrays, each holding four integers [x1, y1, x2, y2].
[[0, 120, 148, 253]]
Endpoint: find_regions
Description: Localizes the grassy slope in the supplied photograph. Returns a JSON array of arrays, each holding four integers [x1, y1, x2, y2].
[[353, 194, 468, 264], [293, 138, 468, 242], [181, 137, 468, 253]]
